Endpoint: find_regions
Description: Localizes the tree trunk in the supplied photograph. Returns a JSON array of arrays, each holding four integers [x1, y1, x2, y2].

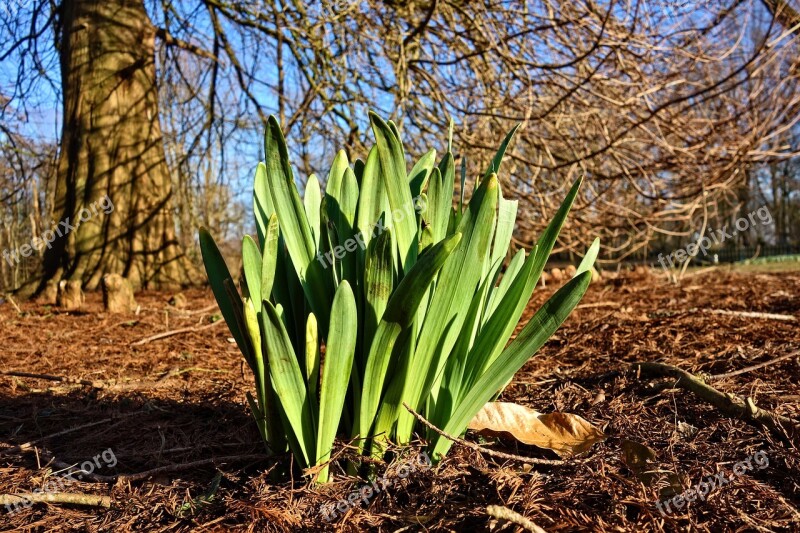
[[34, 0, 193, 293]]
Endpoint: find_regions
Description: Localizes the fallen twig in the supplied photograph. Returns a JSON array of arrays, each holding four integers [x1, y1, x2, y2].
[[0, 367, 206, 392], [681, 266, 720, 279], [711, 350, 800, 380], [0, 371, 105, 389], [131, 320, 223, 346], [36, 451, 118, 483], [107, 367, 227, 391], [0, 492, 111, 509], [402, 403, 566, 465], [486, 505, 548, 533], [32, 451, 269, 484], [704, 309, 796, 321], [168, 304, 219, 316], [0, 412, 143, 457], [62, 318, 140, 338], [632, 362, 800, 444], [6, 295, 22, 314], [114, 442, 253, 459], [114, 454, 268, 483], [576, 301, 620, 309]]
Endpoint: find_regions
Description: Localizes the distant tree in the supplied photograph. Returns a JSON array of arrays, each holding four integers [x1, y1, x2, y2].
[[0, 123, 56, 289]]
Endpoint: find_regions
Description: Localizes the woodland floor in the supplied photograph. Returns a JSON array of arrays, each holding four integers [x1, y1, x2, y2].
[[1, 267, 799, 532]]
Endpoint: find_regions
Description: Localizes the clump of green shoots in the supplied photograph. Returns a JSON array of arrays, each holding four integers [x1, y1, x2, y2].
[[199, 111, 599, 482]]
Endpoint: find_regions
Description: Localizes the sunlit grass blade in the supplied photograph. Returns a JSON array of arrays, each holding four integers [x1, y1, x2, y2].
[[437, 151, 455, 230], [304, 174, 322, 250], [369, 111, 418, 272], [242, 235, 262, 299], [533, 177, 583, 271], [329, 167, 359, 287], [326, 150, 349, 199], [484, 248, 526, 322], [483, 124, 520, 181], [359, 233, 462, 442], [356, 146, 389, 251], [426, 166, 450, 244], [263, 117, 315, 267], [458, 156, 467, 218], [243, 297, 270, 445], [409, 148, 436, 199], [370, 322, 416, 456], [260, 299, 316, 466], [430, 271, 594, 460], [199, 228, 252, 366], [264, 116, 332, 328], [491, 192, 518, 267], [459, 249, 539, 393], [433, 260, 501, 426], [363, 230, 393, 365], [305, 313, 320, 401], [394, 174, 499, 443], [316, 282, 357, 482], [577, 238, 601, 275], [253, 162, 274, 247], [322, 151, 350, 269], [260, 214, 279, 302]]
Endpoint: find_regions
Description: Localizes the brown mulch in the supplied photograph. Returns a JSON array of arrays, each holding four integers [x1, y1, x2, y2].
[[1, 269, 798, 532]]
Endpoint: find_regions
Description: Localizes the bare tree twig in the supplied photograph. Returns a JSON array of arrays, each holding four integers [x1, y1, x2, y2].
[[131, 320, 224, 346], [711, 350, 800, 380], [155, 28, 217, 61]]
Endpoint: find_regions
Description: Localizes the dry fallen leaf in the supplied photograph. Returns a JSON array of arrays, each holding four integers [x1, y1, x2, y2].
[[467, 401, 606, 457]]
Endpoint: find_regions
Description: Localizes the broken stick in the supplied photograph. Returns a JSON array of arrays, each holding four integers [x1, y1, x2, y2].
[[486, 505, 548, 533], [131, 320, 223, 346], [0, 492, 111, 509], [632, 362, 800, 444]]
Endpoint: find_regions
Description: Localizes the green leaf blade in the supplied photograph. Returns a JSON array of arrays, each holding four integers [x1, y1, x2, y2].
[[369, 111, 418, 272], [316, 282, 358, 482], [431, 271, 593, 460]]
